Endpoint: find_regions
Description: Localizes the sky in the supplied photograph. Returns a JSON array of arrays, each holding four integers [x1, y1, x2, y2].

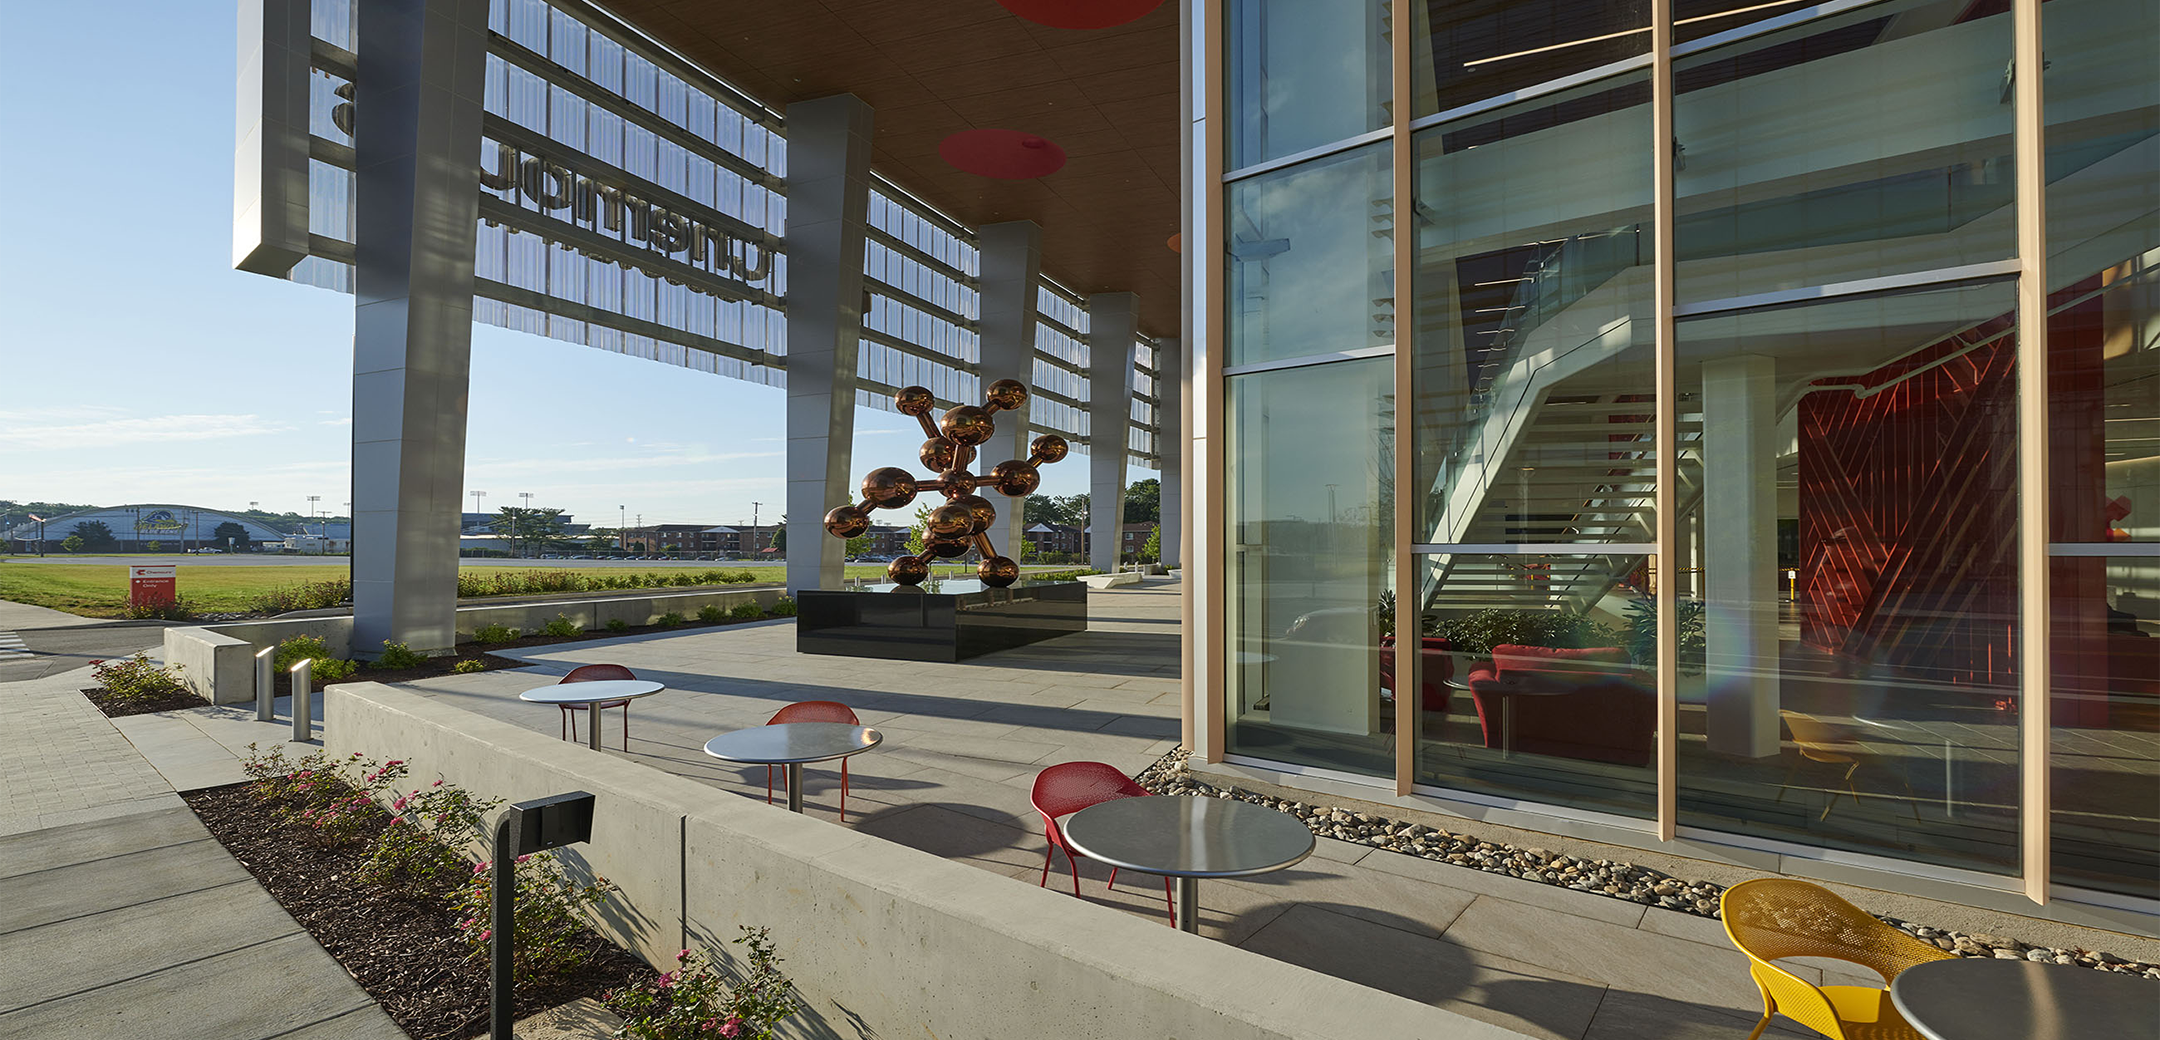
[[0, 2, 1147, 532]]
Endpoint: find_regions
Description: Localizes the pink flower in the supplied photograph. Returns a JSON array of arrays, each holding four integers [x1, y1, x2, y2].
[[431, 779, 444, 787], [656, 973, 675, 989], [477, 929, 492, 941], [719, 1017, 744, 1038], [678, 949, 692, 961], [391, 797, 408, 810]]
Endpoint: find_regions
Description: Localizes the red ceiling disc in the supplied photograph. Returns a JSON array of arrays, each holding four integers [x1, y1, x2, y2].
[[995, 0, 1165, 30], [940, 129, 1068, 179], [1167, 233, 1181, 253]]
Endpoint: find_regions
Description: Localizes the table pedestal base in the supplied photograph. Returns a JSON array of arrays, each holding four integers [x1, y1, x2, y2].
[[785, 762, 804, 814], [1174, 876, 1200, 933]]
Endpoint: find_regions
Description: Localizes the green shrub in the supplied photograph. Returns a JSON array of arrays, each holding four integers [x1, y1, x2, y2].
[[605, 618, 629, 633], [375, 641, 427, 670], [312, 657, 359, 683], [608, 927, 800, 1040], [728, 602, 763, 620], [274, 634, 350, 674], [453, 852, 616, 980], [91, 653, 190, 706], [454, 568, 764, 599], [1622, 597, 1707, 674], [697, 604, 726, 623], [1431, 608, 1617, 657], [451, 658, 486, 674], [250, 578, 354, 614], [540, 614, 582, 638], [766, 597, 796, 618], [120, 595, 196, 621], [655, 611, 686, 627], [472, 624, 520, 645]]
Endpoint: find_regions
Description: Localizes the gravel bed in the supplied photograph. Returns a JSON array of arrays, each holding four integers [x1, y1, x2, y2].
[[1133, 748, 2159, 978]]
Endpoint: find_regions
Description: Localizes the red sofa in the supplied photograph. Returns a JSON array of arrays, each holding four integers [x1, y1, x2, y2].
[[1465, 645, 1653, 766]]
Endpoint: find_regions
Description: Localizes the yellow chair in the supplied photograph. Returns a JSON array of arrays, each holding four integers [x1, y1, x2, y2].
[[1720, 878, 1955, 1040], [1776, 710, 1921, 823]]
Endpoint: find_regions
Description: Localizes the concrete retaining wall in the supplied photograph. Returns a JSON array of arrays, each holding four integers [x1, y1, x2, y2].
[[161, 627, 259, 705], [166, 587, 786, 701], [324, 684, 1516, 1040]]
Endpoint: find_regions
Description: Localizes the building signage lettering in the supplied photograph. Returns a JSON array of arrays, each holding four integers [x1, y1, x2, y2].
[[135, 509, 186, 533], [478, 141, 771, 282]]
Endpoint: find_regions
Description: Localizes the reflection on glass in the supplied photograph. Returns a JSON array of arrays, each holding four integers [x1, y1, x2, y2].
[[1673, 0, 2014, 304], [1226, 0, 1391, 168], [2050, 556, 2159, 899], [1225, 144, 1394, 367], [1410, 71, 1654, 544], [1412, 1, 1649, 118], [2043, 0, 2157, 898], [1672, 283, 2021, 875], [1225, 359, 1394, 778], [1411, 552, 1657, 819]]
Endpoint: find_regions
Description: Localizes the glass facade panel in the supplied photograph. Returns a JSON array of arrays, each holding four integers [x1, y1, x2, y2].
[[1226, 0, 1391, 168], [1672, 0, 2014, 306], [1411, 551, 1659, 819], [1671, 282, 2021, 875], [1411, 72, 1655, 545], [1225, 358, 1395, 779], [1225, 144, 1394, 367], [2044, 0, 2159, 900], [1412, 1, 1649, 118]]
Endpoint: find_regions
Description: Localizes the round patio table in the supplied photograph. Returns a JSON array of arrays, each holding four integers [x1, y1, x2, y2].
[[518, 679, 665, 751], [1060, 795, 1314, 934], [702, 722, 883, 814], [1889, 957, 2160, 1040]]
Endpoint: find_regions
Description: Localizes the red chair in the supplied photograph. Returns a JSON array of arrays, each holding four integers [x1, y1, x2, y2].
[[1379, 635, 1457, 718], [1031, 762, 1174, 922], [558, 664, 637, 751], [766, 701, 860, 821]]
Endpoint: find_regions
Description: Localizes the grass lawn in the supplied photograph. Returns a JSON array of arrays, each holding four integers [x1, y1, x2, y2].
[[0, 561, 1074, 617]]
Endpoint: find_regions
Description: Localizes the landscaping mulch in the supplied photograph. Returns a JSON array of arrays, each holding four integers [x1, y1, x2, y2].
[[185, 780, 654, 1040], [81, 686, 210, 718]]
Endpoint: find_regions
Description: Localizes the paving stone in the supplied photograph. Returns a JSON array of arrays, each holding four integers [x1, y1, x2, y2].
[[1581, 987, 1814, 1040], [0, 804, 207, 880], [1438, 895, 1775, 1013], [0, 837, 242, 935], [0, 880, 294, 1012], [1240, 904, 1609, 1040], [0, 932, 386, 1040]]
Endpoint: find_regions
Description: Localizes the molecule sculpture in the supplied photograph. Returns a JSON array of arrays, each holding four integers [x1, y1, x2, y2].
[[823, 379, 1068, 588]]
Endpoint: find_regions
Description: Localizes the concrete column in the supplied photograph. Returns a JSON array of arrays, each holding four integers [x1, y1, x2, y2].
[[976, 221, 1044, 559], [1087, 293, 1138, 573], [1701, 354, 1781, 758], [350, 0, 490, 657], [781, 95, 873, 595], [1156, 336, 1183, 568]]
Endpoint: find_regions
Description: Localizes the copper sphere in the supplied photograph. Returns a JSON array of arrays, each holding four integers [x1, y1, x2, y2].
[[887, 556, 929, 585], [951, 493, 997, 535], [919, 436, 958, 472], [823, 504, 870, 539], [987, 459, 1040, 497], [978, 554, 1019, 587], [940, 404, 995, 447], [860, 466, 918, 509], [938, 467, 979, 496], [1029, 433, 1070, 464], [927, 502, 974, 539], [984, 378, 1028, 412], [929, 536, 970, 559], [893, 385, 936, 416]]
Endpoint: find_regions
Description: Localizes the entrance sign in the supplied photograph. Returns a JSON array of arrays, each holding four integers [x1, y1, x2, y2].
[[129, 565, 178, 608]]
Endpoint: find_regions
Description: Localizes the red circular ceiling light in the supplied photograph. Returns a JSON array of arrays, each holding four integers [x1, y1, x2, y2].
[[1167, 233, 1181, 253], [940, 129, 1068, 179], [996, 0, 1165, 30]]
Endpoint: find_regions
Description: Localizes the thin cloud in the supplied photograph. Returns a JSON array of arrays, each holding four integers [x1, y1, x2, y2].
[[0, 412, 293, 451]]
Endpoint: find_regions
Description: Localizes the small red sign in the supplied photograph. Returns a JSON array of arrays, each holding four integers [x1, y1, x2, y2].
[[130, 565, 177, 608]]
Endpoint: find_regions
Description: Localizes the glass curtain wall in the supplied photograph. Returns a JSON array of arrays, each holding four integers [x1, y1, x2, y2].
[[2043, 0, 2160, 900], [1667, 1, 2024, 875], [1213, 0, 2158, 902]]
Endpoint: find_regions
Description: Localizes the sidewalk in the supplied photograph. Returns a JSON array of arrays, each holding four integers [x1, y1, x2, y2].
[[0, 668, 399, 1038]]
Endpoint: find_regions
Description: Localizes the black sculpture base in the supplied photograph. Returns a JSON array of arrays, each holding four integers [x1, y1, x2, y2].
[[796, 579, 1087, 662]]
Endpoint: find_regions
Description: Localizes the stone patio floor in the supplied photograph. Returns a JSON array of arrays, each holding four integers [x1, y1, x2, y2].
[[386, 577, 1853, 1040]]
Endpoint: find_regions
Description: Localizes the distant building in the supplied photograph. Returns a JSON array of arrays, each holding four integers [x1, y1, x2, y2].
[[2, 505, 287, 552]]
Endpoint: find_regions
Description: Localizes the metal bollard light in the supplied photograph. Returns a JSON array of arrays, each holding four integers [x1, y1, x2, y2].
[[491, 792, 596, 1040], [255, 646, 277, 722], [290, 659, 312, 741]]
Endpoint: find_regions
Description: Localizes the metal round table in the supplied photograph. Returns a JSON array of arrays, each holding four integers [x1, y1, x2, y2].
[[1059, 795, 1315, 934], [518, 680, 665, 751], [1889, 957, 2160, 1040], [702, 722, 883, 814]]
